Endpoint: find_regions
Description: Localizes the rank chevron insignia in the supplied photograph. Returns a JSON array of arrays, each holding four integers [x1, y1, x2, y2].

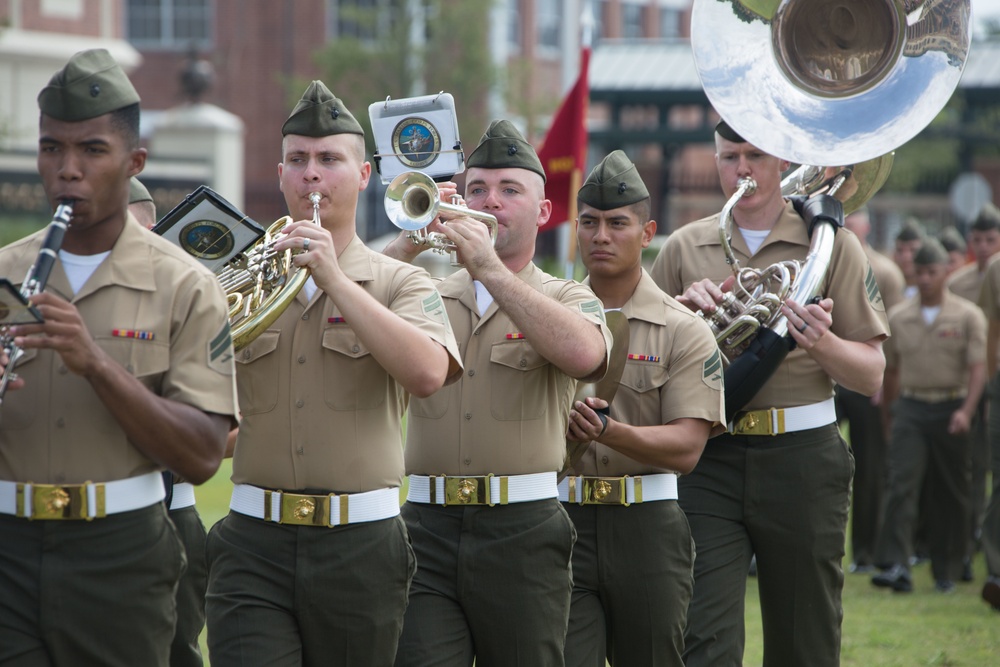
[[702, 349, 723, 390]]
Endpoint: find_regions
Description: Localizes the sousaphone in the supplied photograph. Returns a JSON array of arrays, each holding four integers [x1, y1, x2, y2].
[[691, 0, 971, 422]]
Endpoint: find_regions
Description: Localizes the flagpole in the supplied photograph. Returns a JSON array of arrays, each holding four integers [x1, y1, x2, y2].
[[565, 9, 593, 280], [564, 167, 582, 279]]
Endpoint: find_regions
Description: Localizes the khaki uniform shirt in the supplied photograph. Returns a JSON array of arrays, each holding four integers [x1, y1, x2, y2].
[[977, 256, 1000, 320], [884, 292, 986, 391], [0, 215, 237, 484], [650, 201, 890, 410], [405, 262, 612, 476], [232, 235, 461, 493], [573, 270, 725, 477], [947, 262, 986, 304], [866, 246, 906, 314]]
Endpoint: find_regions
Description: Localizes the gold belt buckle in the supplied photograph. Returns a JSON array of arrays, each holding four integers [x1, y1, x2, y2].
[[444, 475, 492, 506], [275, 491, 331, 526], [582, 477, 626, 505], [17, 482, 105, 520], [733, 408, 783, 436]]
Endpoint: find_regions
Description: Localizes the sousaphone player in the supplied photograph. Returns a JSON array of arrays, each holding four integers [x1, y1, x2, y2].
[[650, 1, 970, 664]]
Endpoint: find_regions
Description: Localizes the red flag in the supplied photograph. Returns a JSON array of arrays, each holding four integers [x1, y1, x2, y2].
[[537, 47, 590, 232]]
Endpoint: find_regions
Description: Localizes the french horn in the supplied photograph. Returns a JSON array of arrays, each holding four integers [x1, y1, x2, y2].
[[384, 171, 498, 266], [219, 193, 320, 351], [690, 0, 971, 421]]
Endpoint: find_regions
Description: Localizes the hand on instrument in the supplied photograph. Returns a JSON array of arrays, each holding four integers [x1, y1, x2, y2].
[[783, 297, 833, 351], [677, 275, 737, 313], [438, 215, 502, 279], [274, 220, 343, 289], [0, 346, 26, 392], [436, 181, 460, 205], [11, 292, 104, 378], [567, 396, 611, 443]]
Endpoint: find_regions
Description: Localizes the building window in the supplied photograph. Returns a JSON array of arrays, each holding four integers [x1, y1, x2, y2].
[[508, 0, 521, 52], [536, 0, 561, 50], [593, 0, 611, 42], [329, 0, 403, 42], [622, 2, 643, 39], [660, 7, 680, 38], [126, 0, 212, 49]]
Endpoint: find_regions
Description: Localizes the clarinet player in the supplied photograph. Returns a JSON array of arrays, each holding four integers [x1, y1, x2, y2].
[[0, 49, 237, 666]]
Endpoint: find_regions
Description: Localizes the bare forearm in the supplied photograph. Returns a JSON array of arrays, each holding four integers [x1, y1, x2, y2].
[[324, 277, 451, 397], [811, 334, 885, 395], [481, 267, 606, 379], [381, 232, 424, 264], [85, 352, 229, 484], [598, 418, 711, 474], [962, 363, 987, 418]]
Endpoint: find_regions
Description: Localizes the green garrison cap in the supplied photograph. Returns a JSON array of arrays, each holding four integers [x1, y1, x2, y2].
[[281, 80, 363, 138], [578, 150, 649, 210], [128, 177, 153, 205], [938, 226, 966, 254], [972, 202, 1000, 231], [466, 120, 546, 183], [38, 49, 140, 122], [715, 119, 746, 143], [914, 238, 949, 266], [896, 218, 925, 242]]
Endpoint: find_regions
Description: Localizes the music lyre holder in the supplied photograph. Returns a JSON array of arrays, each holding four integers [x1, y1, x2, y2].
[[152, 186, 266, 273]]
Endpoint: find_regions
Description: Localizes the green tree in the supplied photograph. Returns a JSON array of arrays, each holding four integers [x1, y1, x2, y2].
[[309, 0, 497, 154]]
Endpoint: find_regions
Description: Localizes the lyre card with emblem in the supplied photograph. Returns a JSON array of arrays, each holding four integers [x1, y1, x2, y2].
[[369, 92, 463, 184], [152, 185, 266, 273]]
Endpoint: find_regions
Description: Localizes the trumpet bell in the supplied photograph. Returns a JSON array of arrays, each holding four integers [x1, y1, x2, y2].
[[384, 171, 499, 260], [385, 172, 439, 232], [692, 0, 972, 166]]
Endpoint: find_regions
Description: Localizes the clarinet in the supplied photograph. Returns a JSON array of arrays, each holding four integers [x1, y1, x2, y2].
[[0, 201, 73, 405]]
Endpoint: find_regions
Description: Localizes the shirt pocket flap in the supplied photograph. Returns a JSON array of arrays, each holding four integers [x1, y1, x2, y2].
[[237, 330, 280, 365], [619, 361, 668, 395], [490, 340, 546, 372], [322, 328, 371, 358]]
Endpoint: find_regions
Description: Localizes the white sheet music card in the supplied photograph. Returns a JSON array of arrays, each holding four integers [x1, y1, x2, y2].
[[369, 93, 464, 184]]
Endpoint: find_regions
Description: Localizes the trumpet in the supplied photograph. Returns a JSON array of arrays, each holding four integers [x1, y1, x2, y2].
[[217, 192, 320, 351], [0, 201, 73, 405], [384, 171, 498, 265]]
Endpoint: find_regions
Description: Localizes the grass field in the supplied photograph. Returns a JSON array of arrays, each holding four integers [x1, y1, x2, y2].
[[193, 461, 1000, 666]]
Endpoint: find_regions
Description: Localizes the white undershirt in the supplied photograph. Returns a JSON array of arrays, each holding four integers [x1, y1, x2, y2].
[[473, 280, 494, 316], [58, 249, 109, 294], [921, 305, 941, 326], [738, 227, 770, 256], [302, 275, 318, 302]]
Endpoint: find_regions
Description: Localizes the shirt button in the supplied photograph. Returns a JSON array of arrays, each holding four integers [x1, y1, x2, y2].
[[352, 345, 360, 353], [637, 380, 644, 388], [58, 366, 68, 375], [54, 473, 65, 483], [302, 313, 309, 321], [468, 369, 475, 377], [297, 446, 304, 454], [243, 350, 251, 360], [464, 458, 471, 465], [602, 456, 609, 464], [126, 364, 134, 373], [474, 330, 481, 335], [464, 412, 472, 420], [55, 417, 65, 427], [519, 359, 527, 367], [298, 356, 306, 364], [296, 399, 304, 408]]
